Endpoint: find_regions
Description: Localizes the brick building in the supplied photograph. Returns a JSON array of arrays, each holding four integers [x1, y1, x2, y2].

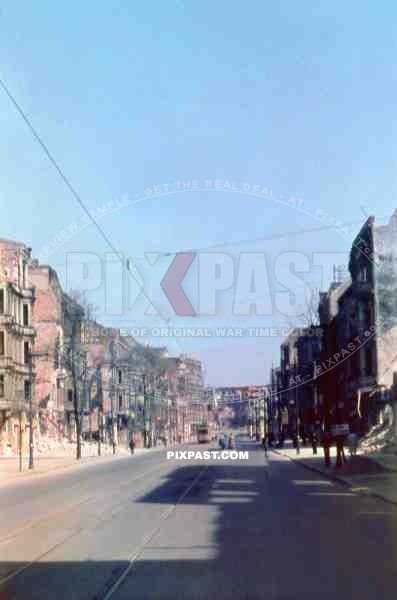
[[317, 212, 397, 431], [28, 264, 85, 442], [277, 327, 322, 436]]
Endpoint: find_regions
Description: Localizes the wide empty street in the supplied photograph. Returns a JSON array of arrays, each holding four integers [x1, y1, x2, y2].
[[1, 438, 397, 599]]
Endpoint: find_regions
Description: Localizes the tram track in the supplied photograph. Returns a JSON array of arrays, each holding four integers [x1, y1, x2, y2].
[[0, 460, 173, 587], [96, 464, 210, 600]]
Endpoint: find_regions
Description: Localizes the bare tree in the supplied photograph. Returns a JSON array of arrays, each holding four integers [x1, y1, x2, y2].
[[299, 287, 320, 328], [284, 287, 320, 331], [65, 292, 87, 460], [71, 318, 82, 460]]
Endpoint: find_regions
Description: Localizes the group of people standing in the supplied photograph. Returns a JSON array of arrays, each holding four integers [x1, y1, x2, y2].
[[261, 420, 360, 469]]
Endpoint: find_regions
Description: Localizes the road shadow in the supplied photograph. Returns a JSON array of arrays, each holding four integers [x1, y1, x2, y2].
[[1, 442, 397, 599]]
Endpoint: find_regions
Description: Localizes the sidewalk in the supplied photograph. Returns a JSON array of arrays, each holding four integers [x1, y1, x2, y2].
[[0, 443, 168, 484], [274, 442, 397, 506]]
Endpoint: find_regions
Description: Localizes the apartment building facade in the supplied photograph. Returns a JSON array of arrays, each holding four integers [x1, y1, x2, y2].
[[0, 240, 36, 453]]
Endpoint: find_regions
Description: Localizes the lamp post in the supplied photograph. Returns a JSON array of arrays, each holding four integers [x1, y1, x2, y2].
[[128, 380, 136, 448], [97, 366, 103, 457], [295, 362, 300, 456], [28, 350, 48, 470], [110, 365, 116, 455], [178, 359, 188, 442], [15, 390, 24, 473], [143, 372, 150, 448]]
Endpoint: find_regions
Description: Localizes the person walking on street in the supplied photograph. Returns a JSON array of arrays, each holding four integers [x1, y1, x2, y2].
[[347, 431, 358, 457], [262, 435, 268, 458], [335, 434, 346, 467], [129, 437, 135, 455], [311, 429, 318, 455], [322, 429, 332, 467]]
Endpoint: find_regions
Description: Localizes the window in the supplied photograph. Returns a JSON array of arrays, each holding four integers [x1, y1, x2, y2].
[[0, 374, 4, 397], [24, 342, 29, 365], [358, 266, 368, 282], [0, 289, 4, 314], [54, 336, 60, 369], [24, 380, 30, 401], [23, 304, 29, 326], [81, 359, 88, 379], [68, 390, 73, 404], [14, 298, 19, 322], [0, 331, 4, 355], [357, 303, 365, 322], [119, 394, 123, 410], [22, 260, 27, 289], [118, 370, 122, 384]]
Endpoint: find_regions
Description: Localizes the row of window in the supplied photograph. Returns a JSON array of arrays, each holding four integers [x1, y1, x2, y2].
[[0, 331, 31, 364], [0, 289, 30, 325], [0, 374, 30, 399]]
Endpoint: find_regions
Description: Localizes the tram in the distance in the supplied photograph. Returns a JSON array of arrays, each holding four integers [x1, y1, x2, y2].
[[197, 424, 210, 443]]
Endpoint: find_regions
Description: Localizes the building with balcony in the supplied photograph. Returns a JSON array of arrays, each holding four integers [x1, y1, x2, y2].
[[0, 240, 36, 454]]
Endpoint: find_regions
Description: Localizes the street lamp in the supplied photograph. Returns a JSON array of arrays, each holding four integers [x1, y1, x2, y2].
[[294, 361, 300, 456], [110, 365, 116, 454], [28, 350, 48, 470], [178, 359, 187, 442], [14, 391, 25, 473], [128, 380, 137, 447]]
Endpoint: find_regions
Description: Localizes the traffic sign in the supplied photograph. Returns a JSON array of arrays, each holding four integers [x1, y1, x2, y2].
[[331, 424, 349, 436]]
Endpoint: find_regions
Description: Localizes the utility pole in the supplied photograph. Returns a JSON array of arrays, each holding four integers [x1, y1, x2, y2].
[[295, 363, 300, 456], [128, 382, 131, 448], [98, 367, 102, 457], [143, 373, 148, 448], [19, 410, 23, 473], [110, 366, 116, 455], [134, 376, 138, 440], [28, 349, 48, 470], [71, 351, 82, 461], [28, 352, 34, 470]]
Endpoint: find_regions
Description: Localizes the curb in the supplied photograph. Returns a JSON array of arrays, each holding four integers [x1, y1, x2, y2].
[[0, 452, 132, 485], [272, 448, 397, 508], [0, 443, 187, 486]]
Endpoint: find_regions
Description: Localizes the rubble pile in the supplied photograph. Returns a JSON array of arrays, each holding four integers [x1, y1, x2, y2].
[[0, 437, 130, 458], [359, 422, 395, 454]]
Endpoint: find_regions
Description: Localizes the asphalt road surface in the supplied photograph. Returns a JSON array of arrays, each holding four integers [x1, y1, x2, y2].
[[1, 437, 397, 599]]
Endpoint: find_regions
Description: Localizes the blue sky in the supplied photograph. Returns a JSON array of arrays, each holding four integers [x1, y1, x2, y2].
[[1, 1, 397, 385]]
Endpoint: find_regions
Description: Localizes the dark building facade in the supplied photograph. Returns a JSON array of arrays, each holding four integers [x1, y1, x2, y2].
[[318, 212, 397, 432]]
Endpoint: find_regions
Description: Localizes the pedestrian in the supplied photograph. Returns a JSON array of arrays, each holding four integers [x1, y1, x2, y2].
[[300, 423, 307, 447], [322, 429, 332, 467], [347, 432, 358, 457], [262, 435, 268, 458], [335, 434, 346, 467], [311, 430, 318, 455], [129, 437, 135, 455]]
